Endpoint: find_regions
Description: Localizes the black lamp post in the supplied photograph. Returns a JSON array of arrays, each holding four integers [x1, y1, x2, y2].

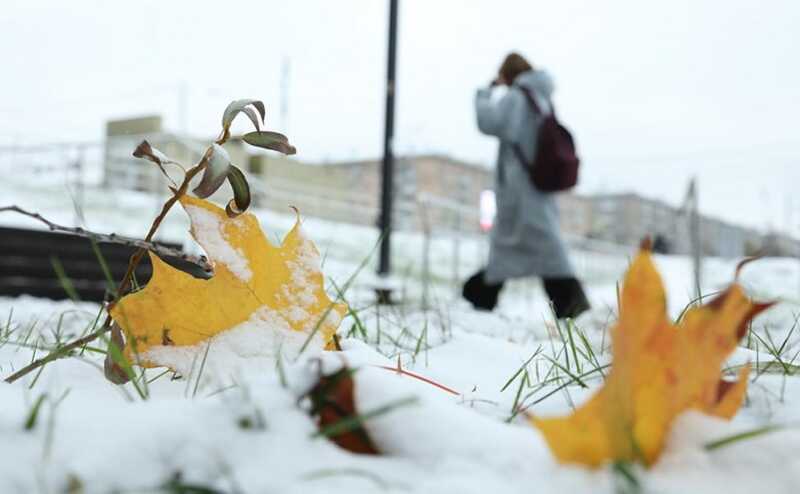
[[376, 0, 399, 303]]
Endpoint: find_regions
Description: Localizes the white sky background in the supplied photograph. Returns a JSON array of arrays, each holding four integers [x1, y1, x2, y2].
[[1, 0, 799, 235]]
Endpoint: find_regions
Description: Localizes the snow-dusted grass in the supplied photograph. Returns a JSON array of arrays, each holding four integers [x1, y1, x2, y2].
[[1, 183, 800, 493]]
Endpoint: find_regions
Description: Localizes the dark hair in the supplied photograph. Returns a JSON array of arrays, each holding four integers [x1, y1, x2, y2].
[[499, 53, 533, 84]]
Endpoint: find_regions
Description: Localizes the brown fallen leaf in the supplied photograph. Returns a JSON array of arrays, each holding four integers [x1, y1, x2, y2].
[[306, 367, 379, 455]]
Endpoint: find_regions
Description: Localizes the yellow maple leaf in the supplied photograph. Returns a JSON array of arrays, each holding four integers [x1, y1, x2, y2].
[[110, 195, 347, 367], [531, 248, 772, 467]]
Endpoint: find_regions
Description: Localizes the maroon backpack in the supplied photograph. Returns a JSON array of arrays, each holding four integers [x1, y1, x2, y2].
[[511, 86, 580, 192]]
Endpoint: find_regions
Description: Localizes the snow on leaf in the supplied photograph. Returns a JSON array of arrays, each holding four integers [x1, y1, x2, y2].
[[531, 248, 773, 468], [192, 144, 231, 199], [109, 195, 346, 368]]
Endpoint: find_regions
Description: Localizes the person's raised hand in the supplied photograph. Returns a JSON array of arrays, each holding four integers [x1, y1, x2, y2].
[[490, 75, 506, 87]]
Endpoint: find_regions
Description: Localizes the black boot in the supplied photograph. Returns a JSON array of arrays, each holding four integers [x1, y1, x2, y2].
[[462, 270, 504, 311], [543, 277, 590, 319]]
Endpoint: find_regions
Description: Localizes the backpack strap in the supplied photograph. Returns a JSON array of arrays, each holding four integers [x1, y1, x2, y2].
[[516, 85, 554, 116], [508, 86, 555, 181], [510, 86, 539, 171], [518, 86, 541, 114]]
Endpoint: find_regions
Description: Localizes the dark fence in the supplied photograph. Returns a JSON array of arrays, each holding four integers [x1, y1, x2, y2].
[[0, 226, 186, 302]]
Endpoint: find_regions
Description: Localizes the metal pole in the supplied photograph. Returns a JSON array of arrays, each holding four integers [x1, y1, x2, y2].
[[688, 178, 702, 300], [74, 145, 85, 226], [378, 0, 398, 276], [376, 0, 399, 303]]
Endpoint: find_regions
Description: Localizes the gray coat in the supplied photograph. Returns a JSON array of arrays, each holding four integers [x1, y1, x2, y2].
[[475, 69, 575, 283]]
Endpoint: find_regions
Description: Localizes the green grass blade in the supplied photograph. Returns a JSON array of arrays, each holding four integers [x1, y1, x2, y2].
[[192, 341, 212, 398], [89, 238, 118, 298], [313, 396, 418, 439], [50, 256, 80, 302], [704, 424, 785, 451], [23, 393, 47, 430], [501, 347, 542, 392], [299, 232, 385, 355]]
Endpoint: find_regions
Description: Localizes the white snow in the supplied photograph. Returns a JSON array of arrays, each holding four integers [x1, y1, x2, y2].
[[281, 228, 321, 307], [276, 227, 326, 325], [1, 182, 800, 493], [142, 307, 327, 388], [184, 204, 253, 282]]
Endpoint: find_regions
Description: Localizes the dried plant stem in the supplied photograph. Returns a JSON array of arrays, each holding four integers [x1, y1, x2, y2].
[[0, 206, 210, 272], [3, 152, 210, 384], [373, 357, 461, 396], [115, 150, 210, 298], [4, 327, 114, 384]]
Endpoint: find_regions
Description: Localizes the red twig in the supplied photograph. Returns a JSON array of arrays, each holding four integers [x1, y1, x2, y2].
[[373, 357, 460, 396]]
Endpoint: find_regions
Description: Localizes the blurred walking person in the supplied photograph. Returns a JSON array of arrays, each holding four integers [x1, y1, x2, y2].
[[462, 53, 589, 319]]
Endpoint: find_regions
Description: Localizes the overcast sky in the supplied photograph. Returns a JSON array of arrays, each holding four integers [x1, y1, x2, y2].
[[1, 1, 799, 235]]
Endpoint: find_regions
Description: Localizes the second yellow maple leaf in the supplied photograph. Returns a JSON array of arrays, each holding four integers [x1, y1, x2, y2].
[[532, 248, 771, 467]]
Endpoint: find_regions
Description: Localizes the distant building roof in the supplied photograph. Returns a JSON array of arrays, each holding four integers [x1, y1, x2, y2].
[[313, 153, 490, 171]]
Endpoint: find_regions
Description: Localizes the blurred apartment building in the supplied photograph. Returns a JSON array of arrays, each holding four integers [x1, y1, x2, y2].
[[104, 115, 492, 232], [566, 193, 769, 257], [104, 116, 799, 258]]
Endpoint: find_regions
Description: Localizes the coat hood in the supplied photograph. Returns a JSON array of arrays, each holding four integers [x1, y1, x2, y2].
[[514, 69, 554, 97]]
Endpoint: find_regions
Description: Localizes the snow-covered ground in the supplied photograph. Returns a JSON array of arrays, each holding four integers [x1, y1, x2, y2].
[[1, 181, 799, 493]]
